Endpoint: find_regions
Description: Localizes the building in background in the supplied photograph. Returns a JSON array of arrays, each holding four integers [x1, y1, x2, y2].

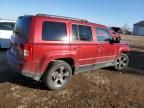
[[133, 21, 144, 36]]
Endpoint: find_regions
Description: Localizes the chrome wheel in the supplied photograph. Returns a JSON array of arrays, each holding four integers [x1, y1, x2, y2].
[[51, 66, 70, 88], [114, 53, 129, 71], [43, 60, 72, 90]]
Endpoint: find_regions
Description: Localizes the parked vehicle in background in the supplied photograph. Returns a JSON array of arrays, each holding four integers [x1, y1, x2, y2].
[[0, 20, 15, 48], [110, 27, 121, 43], [7, 14, 130, 90]]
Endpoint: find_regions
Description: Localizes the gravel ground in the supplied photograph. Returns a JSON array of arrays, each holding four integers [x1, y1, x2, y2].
[[0, 36, 144, 108]]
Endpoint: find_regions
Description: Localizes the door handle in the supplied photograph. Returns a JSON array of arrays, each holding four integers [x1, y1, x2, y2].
[[98, 45, 104, 48], [73, 46, 81, 49], [73, 47, 77, 50]]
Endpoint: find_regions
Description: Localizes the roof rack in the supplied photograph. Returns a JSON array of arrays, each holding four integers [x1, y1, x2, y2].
[[36, 14, 88, 22], [24, 14, 33, 17]]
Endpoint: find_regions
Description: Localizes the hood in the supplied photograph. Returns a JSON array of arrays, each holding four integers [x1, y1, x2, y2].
[[120, 41, 129, 45]]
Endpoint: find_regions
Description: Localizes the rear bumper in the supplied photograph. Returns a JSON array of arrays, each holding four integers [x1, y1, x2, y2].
[[22, 70, 42, 81], [7, 49, 42, 81], [0, 38, 11, 48]]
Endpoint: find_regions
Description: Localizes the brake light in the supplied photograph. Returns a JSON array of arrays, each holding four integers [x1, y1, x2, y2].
[[24, 49, 29, 57], [23, 44, 33, 60]]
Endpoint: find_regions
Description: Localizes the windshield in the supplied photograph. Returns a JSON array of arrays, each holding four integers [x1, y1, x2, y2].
[[14, 16, 32, 40], [0, 22, 15, 31]]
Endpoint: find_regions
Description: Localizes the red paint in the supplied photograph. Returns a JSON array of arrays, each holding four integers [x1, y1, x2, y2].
[[8, 15, 130, 80]]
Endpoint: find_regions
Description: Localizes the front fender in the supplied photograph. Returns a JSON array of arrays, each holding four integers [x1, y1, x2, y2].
[[118, 44, 130, 55]]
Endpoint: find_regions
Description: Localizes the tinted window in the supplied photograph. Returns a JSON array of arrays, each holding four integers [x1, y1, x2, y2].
[[0, 22, 15, 31], [79, 25, 92, 41], [14, 16, 32, 40], [72, 24, 93, 41], [72, 25, 79, 40], [96, 27, 112, 42], [42, 21, 67, 41]]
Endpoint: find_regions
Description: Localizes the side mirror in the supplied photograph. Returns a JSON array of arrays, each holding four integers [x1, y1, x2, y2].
[[105, 37, 121, 44], [105, 38, 113, 44], [115, 37, 121, 43]]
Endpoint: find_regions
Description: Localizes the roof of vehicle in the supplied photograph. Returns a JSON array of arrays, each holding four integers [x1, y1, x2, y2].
[[37, 14, 107, 27], [22, 14, 108, 28], [36, 14, 88, 22], [0, 19, 16, 23]]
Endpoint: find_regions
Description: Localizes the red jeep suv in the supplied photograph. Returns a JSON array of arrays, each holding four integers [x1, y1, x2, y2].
[[7, 14, 130, 90]]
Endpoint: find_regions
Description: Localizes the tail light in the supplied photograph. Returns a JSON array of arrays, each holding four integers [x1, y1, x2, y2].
[[23, 44, 33, 61], [11, 42, 33, 61], [24, 49, 29, 57]]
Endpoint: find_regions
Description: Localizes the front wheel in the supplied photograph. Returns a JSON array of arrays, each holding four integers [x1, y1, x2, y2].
[[43, 60, 72, 90], [114, 53, 129, 71]]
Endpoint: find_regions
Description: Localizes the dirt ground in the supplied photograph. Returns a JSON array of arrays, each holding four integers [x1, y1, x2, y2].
[[0, 35, 144, 108]]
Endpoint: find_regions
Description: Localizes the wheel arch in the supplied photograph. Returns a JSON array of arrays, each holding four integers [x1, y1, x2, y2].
[[121, 51, 129, 55], [40, 57, 75, 81]]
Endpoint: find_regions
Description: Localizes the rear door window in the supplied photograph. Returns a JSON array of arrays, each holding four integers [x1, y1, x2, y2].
[[72, 24, 93, 41], [0, 22, 15, 31], [42, 21, 67, 41], [72, 25, 79, 40]]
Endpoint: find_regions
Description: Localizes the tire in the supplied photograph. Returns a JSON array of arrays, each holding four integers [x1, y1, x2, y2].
[[43, 60, 72, 90], [114, 53, 129, 71]]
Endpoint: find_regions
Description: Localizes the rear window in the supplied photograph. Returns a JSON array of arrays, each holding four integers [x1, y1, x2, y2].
[[0, 22, 15, 31], [42, 21, 67, 41], [14, 16, 32, 40]]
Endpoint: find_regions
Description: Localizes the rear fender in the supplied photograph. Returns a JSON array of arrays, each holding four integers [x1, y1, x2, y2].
[[38, 51, 77, 74]]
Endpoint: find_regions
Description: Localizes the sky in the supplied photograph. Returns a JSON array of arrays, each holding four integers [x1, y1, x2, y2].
[[0, 0, 144, 29]]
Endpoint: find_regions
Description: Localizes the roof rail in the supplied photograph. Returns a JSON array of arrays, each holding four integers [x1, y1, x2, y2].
[[36, 13, 88, 22], [24, 14, 33, 17]]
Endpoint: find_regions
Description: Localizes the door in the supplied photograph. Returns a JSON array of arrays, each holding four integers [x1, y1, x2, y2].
[[95, 27, 117, 64], [70, 24, 97, 67]]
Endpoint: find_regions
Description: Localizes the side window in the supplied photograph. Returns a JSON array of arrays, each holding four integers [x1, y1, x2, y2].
[[72, 25, 79, 40], [79, 25, 93, 41], [72, 24, 93, 41], [96, 27, 112, 42], [42, 21, 67, 41], [0, 22, 15, 31]]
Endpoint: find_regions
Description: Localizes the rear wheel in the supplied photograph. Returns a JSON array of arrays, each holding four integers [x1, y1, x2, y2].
[[43, 60, 72, 90], [114, 53, 129, 71]]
